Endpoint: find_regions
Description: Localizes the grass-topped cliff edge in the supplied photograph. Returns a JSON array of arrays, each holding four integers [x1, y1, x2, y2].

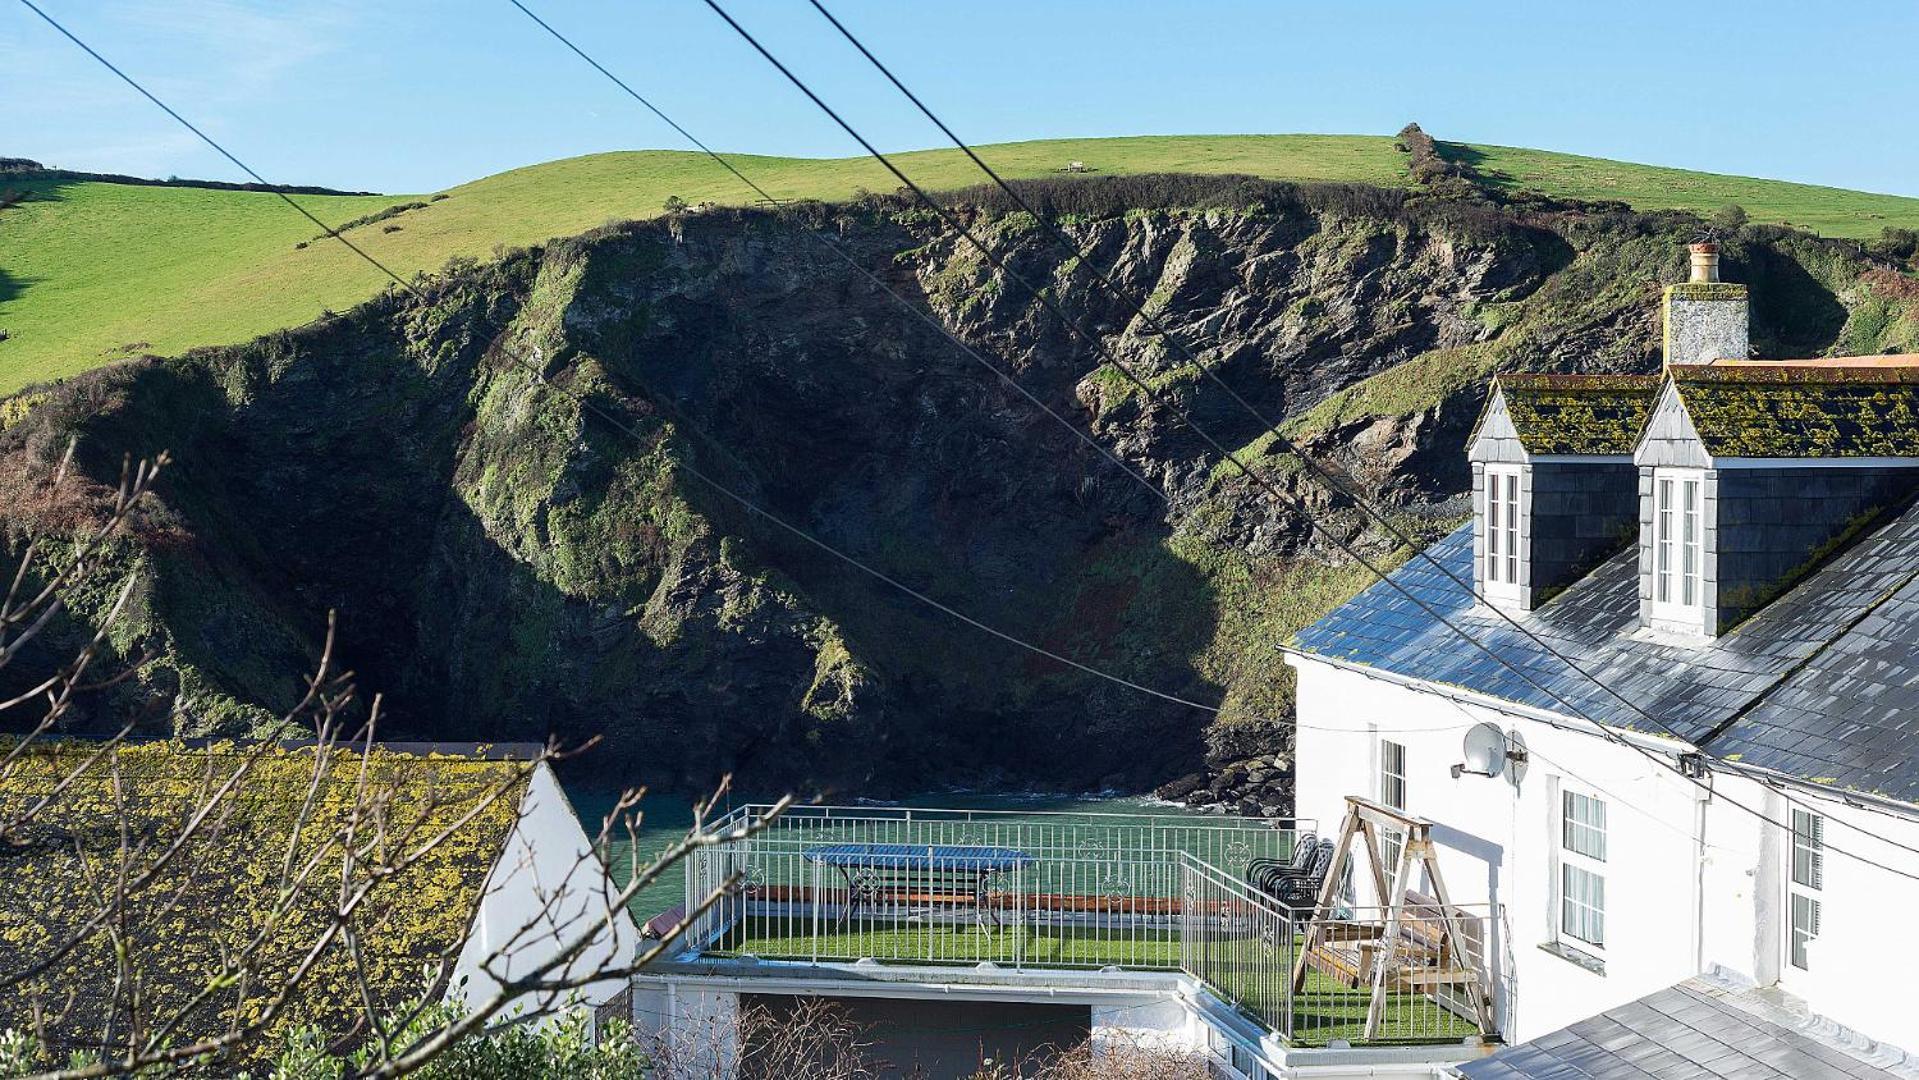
[[6, 132, 1919, 395]]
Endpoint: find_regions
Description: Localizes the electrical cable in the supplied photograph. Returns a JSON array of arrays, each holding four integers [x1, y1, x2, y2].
[[799, 0, 1919, 852], [12, 0, 1456, 757], [690, 0, 1919, 879]]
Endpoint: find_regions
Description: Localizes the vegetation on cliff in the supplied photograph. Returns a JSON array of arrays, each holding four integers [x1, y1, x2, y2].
[[3, 173, 1917, 796], [9, 132, 1919, 393]]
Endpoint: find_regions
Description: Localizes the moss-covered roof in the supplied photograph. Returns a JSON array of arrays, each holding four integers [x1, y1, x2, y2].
[[1490, 373, 1662, 455], [0, 739, 529, 1062], [1671, 363, 1919, 458]]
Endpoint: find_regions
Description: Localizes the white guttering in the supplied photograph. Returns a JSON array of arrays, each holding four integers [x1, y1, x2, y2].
[[1279, 648, 1697, 757]]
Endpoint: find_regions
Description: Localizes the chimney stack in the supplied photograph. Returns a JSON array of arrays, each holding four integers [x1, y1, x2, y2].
[[1663, 243, 1748, 367], [1689, 242, 1721, 283]]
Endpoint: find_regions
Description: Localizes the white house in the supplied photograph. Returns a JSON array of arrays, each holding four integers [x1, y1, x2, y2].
[[1286, 243, 1919, 1076]]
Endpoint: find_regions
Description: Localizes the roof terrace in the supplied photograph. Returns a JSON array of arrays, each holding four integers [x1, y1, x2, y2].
[[674, 803, 1506, 1049]]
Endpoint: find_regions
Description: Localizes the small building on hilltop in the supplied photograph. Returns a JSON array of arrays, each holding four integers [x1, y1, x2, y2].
[[0, 738, 636, 1068], [1287, 243, 1919, 1076]]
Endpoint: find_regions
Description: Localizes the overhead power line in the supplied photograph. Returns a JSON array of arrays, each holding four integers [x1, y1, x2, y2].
[[793, 0, 1919, 854], [690, 0, 1919, 877], [26, 0, 1915, 879], [14, 0, 1476, 742]]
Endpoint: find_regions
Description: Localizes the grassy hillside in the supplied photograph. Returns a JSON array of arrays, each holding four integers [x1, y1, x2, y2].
[[5, 132, 1919, 395], [1464, 143, 1919, 239]]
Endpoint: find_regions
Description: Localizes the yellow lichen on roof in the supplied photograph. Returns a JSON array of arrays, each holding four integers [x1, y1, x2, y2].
[[1493, 373, 1662, 456], [0, 739, 528, 1063], [1670, 364, 1919, 458]]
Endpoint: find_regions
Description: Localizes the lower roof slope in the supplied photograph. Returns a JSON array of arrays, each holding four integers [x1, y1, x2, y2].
[[1292, 501, 1919, 803], [0, 739, 530, 1061], [1454, 975, 1916, 1079]]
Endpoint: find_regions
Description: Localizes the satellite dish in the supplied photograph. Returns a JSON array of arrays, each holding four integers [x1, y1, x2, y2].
[[1453, 722, 1527, 781]]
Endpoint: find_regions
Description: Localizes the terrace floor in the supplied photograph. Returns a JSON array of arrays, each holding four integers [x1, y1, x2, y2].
[[707, 917, 1482, 1047]]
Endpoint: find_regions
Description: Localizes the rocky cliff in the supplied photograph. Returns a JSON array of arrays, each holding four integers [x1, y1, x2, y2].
[[3, 176, 1912, 799]]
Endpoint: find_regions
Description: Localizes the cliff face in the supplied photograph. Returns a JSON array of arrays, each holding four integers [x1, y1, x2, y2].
[[2, 179, 1909, 796]]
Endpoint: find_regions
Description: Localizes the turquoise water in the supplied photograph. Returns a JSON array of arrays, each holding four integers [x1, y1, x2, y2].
[[561, 783, 1216, 923]]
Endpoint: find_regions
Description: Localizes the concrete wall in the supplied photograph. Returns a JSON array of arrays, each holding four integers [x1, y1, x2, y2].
[[628, 982, 1213, 1080], [631, 980, 740, 1078], [1289, 653, 1919, 1054], [747, 994, 1090, 1080], [448, 762, 641, 1020]]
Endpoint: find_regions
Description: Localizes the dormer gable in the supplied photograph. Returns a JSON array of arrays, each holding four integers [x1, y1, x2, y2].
[[1467, 375, 1658, 612], [1631, 362, 1919, 639]]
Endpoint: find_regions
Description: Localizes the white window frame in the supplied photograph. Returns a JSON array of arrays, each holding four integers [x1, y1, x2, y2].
[[1378, 739, 1408, 884], [1650, 467, 1707, 630], [1787, 808, 1823, 972], [1555, 786, 1607, 952], [1481, 466, 1523, 603]]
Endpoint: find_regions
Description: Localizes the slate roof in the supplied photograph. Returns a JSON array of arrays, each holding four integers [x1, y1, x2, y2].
[[1454, 976, 1916, 1079], [1671, 363, 1919, 459], [0, 739, 529, 1061], [1291, 499, 1919, 803], [1486, 374, 1662, 456]]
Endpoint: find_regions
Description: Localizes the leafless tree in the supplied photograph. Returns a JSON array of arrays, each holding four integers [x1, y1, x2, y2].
[[966, 1032, 1209, 1080], [640, 998, 884, 1080], [0, 450, 789, 1077]]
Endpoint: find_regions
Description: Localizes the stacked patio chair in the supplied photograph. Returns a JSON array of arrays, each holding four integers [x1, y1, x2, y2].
[[1247, 835, 1333, 916]]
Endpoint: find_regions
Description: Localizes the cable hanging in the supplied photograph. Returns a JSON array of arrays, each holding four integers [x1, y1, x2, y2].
[[690, 0, 1919, 877]]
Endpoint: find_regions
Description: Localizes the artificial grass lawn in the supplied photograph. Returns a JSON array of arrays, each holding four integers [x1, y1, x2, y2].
[[9, 132, 1919, 394], [713, 918, 1480, 1047]]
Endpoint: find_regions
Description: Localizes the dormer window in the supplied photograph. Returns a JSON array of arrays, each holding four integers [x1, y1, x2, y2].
[[1483, 465, 1522, 603], [1650, 467, 1705, 630]]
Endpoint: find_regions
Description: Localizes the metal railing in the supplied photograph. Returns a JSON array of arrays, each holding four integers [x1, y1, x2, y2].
[[686, 805, 1297, 969], [681, 805, 1502, 1046], [695, 840, 1183, 969], [707, 803, 1306, 871], [1179, 856, 1503, 1046]]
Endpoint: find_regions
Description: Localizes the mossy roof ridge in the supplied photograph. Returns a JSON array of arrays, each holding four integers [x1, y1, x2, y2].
[[1672, 366, 1919, 457], [1495, 373, 1661, 455], [0, 739, 528, 1062]]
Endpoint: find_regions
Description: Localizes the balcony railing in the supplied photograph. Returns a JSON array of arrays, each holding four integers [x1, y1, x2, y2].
[[1180, 857, 1503, 1046], [681, 805, 1502, 1047]]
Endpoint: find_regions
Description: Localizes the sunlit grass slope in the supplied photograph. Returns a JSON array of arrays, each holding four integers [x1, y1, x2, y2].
[[5, 132, 1918, 394], [1465, 143, 1919, 239]]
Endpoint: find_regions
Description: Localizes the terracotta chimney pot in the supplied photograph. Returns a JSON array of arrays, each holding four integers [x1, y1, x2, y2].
[[1689, 242, 1721, 283]]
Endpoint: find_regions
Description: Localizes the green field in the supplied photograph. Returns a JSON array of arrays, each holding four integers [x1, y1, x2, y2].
[[6, 132, 1919, 395], [1465, 143, 1919, 238]]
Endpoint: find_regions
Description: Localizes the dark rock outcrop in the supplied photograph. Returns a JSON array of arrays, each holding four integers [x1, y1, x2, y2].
[[4, 179, 1909, 805]]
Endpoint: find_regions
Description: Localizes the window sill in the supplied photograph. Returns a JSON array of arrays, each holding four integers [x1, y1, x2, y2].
[[1538, 940, 1605, 976]]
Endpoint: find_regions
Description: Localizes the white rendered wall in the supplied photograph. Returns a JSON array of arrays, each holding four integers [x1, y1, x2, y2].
[[1289, 655, 1919, 1054], [629, 982, 740, 1079], [1292, 657, 1722, 1041], [1735, 781, 1919, 1045], [448, 762, 641, 1020]]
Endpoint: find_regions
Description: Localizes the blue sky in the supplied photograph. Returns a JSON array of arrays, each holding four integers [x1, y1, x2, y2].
[[6, 0, 1917, 197]]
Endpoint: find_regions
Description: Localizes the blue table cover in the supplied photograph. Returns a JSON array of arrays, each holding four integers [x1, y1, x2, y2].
[[801, 843, 1035, 873]]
